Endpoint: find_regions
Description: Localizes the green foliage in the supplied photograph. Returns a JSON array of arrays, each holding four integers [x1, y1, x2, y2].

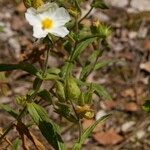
[[73, 114, 111, 149], [142, 100, 150, 112], [55, 81, 66, 102], [0, 0, 112, 149], [0, 62, 38, 76], [0, 26, 4, 32], [94, 83, 112, 100], [55, 102, 78, 122], [91, 0, 109, 9], [0, 104, 19, 118], [66, 76, 81, 101], [71, 37, 96, 61], [38, 89, 52, 104], [12, 138, 20, 150], [27, 102, 66, 150]]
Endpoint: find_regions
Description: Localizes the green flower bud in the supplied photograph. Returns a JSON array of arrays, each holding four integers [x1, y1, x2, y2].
[[91, 21, 111, 38], [32, 0, 44, 9], [55, 81, 66, 102], [66, 77, 81, 101], [23, 0, 44, 9], [23, 0, 32, 8]]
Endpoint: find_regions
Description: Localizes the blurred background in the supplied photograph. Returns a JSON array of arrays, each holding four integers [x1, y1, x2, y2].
[[0, 0, 150, 149]]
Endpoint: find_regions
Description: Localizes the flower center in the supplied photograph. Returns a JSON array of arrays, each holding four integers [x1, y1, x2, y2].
[[42, 18, 53, 30]]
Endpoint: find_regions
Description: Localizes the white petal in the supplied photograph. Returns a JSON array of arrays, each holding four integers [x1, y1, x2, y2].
[[52, 8, 71, 27], [33, 26, 47, 38], [50, 27, 69, 37], [25, 8, 41, 26]]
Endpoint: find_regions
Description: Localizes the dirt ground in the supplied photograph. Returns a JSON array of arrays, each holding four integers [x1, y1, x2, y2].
[[0, 0, 150, 149]]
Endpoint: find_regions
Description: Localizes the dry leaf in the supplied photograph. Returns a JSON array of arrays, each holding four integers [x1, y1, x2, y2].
[[143, 39, 150, 51], [140, 62, 150, 73], [125, 102, 138, 112], [82, 119, 103, 132], [16, 122, 45, 150], [101, 100, 116, 110], [121, 88, 135, 98], [93, 128, 123, 145]]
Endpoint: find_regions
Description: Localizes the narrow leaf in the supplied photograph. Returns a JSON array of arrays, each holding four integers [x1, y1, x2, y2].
[[27, 102, 66, 150], [71, 37, 96, 61], [142, 100, 150, 112], [94, 60, 115, 71], [0, 62, 38, 76], [38, 90, 52, 104], [94, 84, 112, 100], [12, 138, 20, 150], [0, 104, 19, 118], [73, 114, 111, 149]]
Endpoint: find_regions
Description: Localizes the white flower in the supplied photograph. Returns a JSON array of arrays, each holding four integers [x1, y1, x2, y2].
[[25, 2, 71, 38]]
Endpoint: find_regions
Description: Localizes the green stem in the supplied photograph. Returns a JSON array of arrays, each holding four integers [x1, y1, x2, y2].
[[68, 99, 82, 142], [43, 47, 51, 76], [74, 0, 81, 13]]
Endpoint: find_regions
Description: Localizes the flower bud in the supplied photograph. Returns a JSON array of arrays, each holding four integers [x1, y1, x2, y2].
[[23, 0, 44, 9], [23, 0, 32, 8], [32, 0, 44, 9], [91, 20, 111, 38], [66, 76, 81, 101], [55, 81, 66, 102]]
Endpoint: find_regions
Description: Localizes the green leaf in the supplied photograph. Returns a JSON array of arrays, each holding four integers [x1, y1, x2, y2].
[[84, 83, 95, 104], [47, 68, 60, 75], [38, 89, 52, 104], [63, 40, 72, 53], [0, 72, 7, 81], [12, 138, 20, 150], [0, 104, 19, 118], [33, 78, 42, 90], [79, 50, 101, 80], [0, 62, 38, 76], [55, 103, 78, 123], [27, 102, 66, 150], [43, 73, 60, 81], [0, 25, 4, 32], [91, 0, 109, 9], [93, 84, 112, 100], [73, 114, 111, 150], [71, 37, 96, 61], [88, 50, 101, 62], [94, 60, 115, 71], [60, 62, 73, 78], [142, 100, 150, 112]]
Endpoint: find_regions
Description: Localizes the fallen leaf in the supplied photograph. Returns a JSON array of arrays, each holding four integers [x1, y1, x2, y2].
[[82, 119, 103, 132], [93, 128, 123, 145], [140, 62, 150, 73], [101, 100, 116, 110], [143, 39, 150, 51], [125, 102, 138, 112], [16, 122, 45, 150], [121, 88, 135, 98]]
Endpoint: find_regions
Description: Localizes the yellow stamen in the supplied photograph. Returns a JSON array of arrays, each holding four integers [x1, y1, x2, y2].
[[42, 18, 53, 30]]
